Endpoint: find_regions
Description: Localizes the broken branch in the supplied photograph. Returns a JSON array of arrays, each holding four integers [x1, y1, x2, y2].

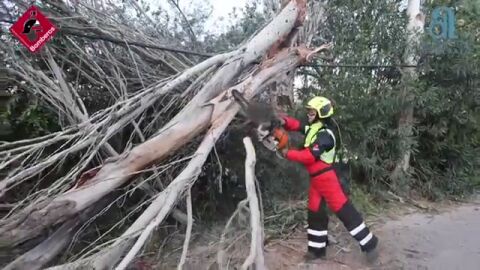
[[241, 137, 266, 270]]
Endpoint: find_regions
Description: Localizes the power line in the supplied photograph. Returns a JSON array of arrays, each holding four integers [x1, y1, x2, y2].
[[60, 29, 213, 57], [308, 64, 418, 68]]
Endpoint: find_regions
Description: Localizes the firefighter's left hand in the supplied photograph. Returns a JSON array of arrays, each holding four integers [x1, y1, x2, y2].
[[279, 147, 289, 157]]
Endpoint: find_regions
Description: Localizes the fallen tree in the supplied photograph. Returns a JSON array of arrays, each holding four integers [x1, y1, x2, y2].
[[1, 0, 329, 268], [47, 37, 331, 270]]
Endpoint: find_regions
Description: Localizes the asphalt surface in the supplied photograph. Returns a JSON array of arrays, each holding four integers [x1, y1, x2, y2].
[[265, 199, 480, 270], [376, 201, 480, 270]]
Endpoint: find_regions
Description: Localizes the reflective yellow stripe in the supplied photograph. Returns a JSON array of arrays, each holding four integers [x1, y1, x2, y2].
[[321, 129, 336, 164], [304, 122, 323, 147]]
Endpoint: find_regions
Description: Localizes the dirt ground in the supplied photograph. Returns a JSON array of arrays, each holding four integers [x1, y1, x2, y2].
[[263, 197, 480, 270]]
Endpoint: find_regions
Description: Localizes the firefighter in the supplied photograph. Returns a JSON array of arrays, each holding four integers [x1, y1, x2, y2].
[[275, 96, 379, 262]]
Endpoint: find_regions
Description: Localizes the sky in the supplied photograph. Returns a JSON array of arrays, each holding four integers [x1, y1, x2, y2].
[[150, 0, 249, 34], [203, 0, 250, 33], [209, 0, 248, 21]]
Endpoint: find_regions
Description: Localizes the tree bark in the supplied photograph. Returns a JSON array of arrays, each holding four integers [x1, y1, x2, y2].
[[2, 200, 109, 270], [3, 217, 81, 270]]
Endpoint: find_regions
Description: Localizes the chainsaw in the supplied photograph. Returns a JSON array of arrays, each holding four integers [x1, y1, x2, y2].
[[231, 90, 289, 153]]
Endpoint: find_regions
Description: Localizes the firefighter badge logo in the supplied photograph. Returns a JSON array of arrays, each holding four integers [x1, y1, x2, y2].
[[10, 5, 58, 53]]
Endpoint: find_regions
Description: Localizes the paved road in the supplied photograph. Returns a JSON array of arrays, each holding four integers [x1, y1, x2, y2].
[[264, 199, 480, 270], [376, 201, 480, 270]]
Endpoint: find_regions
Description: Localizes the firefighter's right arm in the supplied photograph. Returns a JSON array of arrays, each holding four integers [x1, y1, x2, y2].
[[284, 148, 316, 165]]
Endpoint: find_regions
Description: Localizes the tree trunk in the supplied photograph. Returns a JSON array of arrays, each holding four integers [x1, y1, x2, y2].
[[391, 0, 425, 182], [2, 201, 108, 270], [3, 217, 81, 270]]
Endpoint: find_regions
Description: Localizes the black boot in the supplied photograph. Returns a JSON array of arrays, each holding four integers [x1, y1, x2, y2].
[[306, 200, 329, 260], [364, 235, 380, 264]]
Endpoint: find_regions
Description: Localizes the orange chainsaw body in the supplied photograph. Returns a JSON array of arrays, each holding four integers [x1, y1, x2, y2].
[[272, 127, 289, 150]]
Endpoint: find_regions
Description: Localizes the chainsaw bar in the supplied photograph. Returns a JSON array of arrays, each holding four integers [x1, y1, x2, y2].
[[231, 89, 282, 152]]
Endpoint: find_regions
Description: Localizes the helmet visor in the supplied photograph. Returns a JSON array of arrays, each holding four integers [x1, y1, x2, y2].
[[319, 103, 332, 118]]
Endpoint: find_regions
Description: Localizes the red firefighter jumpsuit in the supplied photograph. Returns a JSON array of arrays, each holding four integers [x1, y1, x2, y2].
[[282, 116, 378, 257]]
